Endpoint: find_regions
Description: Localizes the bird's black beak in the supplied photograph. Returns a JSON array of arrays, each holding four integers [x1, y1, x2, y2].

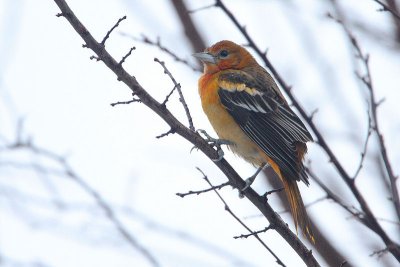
[[192, 52, 216, 64]]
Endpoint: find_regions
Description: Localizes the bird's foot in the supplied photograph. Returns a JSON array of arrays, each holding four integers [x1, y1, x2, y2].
[[239, 163, 266, 198], [194, 129, 233, 161]]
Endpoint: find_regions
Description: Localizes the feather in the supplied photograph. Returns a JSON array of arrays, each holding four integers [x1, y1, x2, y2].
[[218, 71, 312, 183]]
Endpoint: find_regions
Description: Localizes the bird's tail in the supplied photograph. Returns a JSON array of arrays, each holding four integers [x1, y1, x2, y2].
[[281, 177, 315, 243]]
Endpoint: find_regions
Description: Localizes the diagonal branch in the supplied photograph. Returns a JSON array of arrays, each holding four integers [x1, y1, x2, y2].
[[195, 167, 285, 267], [154, 58, 195, 131], [5, 140, 160, 267], [52, 0, 321, 265], [101, 16, 126, 46], [372, 0, 400, 20], [210, 0, 400, 260], [329, 9, 400, 231], [120, 33, 201, 72], [176, 181, 231, 197]]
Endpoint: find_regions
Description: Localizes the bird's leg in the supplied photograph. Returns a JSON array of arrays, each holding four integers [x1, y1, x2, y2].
[[239, 163, 267, 198], [194, 129, 233, 161]]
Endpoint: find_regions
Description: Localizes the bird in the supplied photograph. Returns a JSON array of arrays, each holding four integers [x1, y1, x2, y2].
[[193, 40, 315, 243]]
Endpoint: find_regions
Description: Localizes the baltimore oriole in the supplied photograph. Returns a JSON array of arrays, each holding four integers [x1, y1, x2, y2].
[[193, 40, 314, 242]]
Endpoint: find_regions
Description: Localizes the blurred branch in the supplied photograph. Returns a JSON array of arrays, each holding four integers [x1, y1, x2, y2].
[[262, 167, 347, 266], [120, 33, 201, 72], [384, 0, 400, 42], [0, 181, 254, 266], [2, 139, 160, 267], [203, 0, 400, 260], [306, 167, 364, 221], [373, 0, 400, 20], [52, 0, 321, 265], [0, 252, 53, 267], [195, 167, 285, 267], [170, 0, 206, 54], [352, 107, 373, 180], [328, 10, 400, 226]]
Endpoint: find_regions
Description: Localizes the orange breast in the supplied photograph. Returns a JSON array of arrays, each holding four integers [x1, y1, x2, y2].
[[198, 73, 265, 166]]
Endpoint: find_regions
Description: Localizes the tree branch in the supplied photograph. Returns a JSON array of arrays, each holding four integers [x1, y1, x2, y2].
[[195, 167, 285, 267], [154, 58, 195, 131], [372, 0, 400, 21], [52, 0, 321, 265], [210, 0, 400, 260]]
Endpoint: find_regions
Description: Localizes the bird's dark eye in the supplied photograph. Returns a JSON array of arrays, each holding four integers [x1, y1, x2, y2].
[[219, 50, 229, 58]]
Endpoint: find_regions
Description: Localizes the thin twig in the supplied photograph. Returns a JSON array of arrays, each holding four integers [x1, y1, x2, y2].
[[121, 33, 201, 72], [276, 196, 328, 215], [176, 181, 231, 198], [154, 58, 195, 131], [119, 46, 136, 65], [352, 109, 373, 180], [329, 12, 400, 222], [188, 3, 216, 14], [372, 0, 400, 20], [155, 128, 175, 139], [101, 16, 126, 46], [234, 226, 272, 239], [170, 0, 207, 53], [306, 167, 364, 223], [5, 140, 160, 267], [162, 84, 178, 106], [369, 247, 389, 258], [195, 167, 285, 267], [110, 98, 141, 107], [1, 139, 253, 266]]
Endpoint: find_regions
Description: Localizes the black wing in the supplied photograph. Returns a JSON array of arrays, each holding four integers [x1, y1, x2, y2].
[[218, 71, 313, 184]]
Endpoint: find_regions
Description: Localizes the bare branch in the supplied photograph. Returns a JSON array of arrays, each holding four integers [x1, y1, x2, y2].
[[161, 84, 178, 107], [352, 108, 373, 180], [306, 167, 367, 224], [110, 97, 141, 107], [3, 139, 160, 267], [1, 142, 254, 266], [121, 34, 201, 72], [195, 167, 285, 267], [170, 0, 206, 54], [369, 247, 389, 258], [176, 181, 231, 198], [154, 58, 195, 131], [234, 226, 272, 239], [52, 1, 322, 265], [155, 128, 175, 139], [372, 0, 400, 20], [101, 16, 126, 46], [187, 3, 216, 14], [209, 0, 400, 259], [119, 46, 136, 66], [329, 12, 400, 223]]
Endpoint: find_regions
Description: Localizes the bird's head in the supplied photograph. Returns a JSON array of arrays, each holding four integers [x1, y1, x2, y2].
[[193, 40, 257, 74]]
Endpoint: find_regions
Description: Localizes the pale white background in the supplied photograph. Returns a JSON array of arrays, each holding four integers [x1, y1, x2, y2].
[[0, 0, 399, 266]]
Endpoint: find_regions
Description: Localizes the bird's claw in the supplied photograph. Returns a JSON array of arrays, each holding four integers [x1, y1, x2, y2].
[[213, 148, 225, 162], [239, 177, 255, 198], [238, 163, 267, 198], [195, 129, 233, 161]]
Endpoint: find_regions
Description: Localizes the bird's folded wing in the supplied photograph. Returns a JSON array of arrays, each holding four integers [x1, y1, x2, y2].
[[218, 71, 312, 183]]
